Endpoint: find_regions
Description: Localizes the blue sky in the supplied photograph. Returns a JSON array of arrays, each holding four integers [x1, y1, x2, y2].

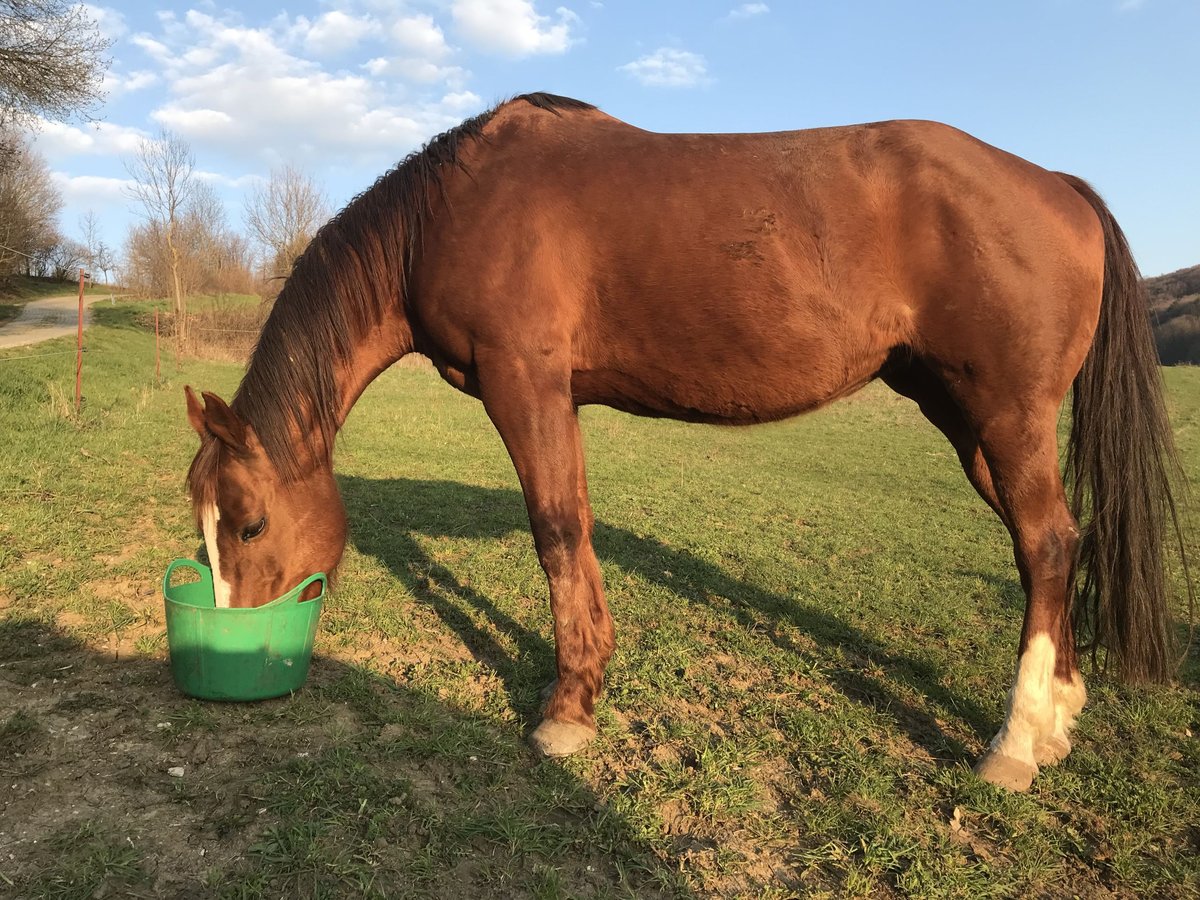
[[33, 0, 1200, 276]]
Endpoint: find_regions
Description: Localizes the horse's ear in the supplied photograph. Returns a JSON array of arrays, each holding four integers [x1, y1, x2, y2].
[[199, 390, 248, 451], [185, 386, 206, 437]]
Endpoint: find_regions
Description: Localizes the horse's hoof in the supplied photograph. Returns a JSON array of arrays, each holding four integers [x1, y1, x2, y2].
[[530, 719, 596, 758], [1034, 735, 1071, 767], [974, 751, 1037, 792]]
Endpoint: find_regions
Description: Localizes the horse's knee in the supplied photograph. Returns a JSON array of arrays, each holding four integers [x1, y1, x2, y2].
[[1045, 516, 1079, 565], [1021, 514, 1080, 579], [529, 507, 584, 572]]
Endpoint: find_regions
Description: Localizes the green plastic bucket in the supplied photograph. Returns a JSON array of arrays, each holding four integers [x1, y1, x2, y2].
[[163, 559, 326, 701]]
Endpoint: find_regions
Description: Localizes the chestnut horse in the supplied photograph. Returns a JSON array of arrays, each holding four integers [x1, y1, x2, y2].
[[185, 93, 1189, 791]]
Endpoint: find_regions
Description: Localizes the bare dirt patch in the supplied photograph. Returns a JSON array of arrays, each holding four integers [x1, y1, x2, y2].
[[0, 620, 684, 898], [1, 626, 273, 894]]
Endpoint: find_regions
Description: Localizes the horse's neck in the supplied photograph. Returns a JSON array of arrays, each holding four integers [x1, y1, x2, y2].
[[332, 309, 415, 428], [240, 183, 422, 447], [233, 286, 414, 478]]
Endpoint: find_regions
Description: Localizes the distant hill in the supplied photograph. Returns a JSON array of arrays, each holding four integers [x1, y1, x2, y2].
[[1146, 264, 1200, 365]]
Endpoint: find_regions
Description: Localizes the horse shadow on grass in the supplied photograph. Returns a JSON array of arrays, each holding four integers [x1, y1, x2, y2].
[[0, 616, 693, 898], [339, 475, 1006, 769]]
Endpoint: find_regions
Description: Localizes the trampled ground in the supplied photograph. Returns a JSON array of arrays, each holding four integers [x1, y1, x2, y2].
[[1, 303, 1197, 898]]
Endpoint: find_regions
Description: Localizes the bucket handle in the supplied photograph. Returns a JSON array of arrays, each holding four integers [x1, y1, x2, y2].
[[291, 572, 326, 604], [163, 558, 213, 595]]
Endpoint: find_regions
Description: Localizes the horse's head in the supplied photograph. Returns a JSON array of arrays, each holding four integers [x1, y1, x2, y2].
[[184, 386, 347, 608]]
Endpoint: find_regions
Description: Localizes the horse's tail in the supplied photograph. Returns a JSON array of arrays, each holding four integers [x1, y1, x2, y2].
[[1058, 172, 1192, 683]]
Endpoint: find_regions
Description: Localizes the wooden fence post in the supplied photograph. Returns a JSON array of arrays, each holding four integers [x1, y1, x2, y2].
[[75, 268, 84, 413]]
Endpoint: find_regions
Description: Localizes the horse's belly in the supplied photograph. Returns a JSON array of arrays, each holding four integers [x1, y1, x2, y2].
[[570, 354, 881, 425]]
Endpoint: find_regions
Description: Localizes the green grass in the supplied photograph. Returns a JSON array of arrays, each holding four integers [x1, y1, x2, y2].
[[15, 822, 147, 900], [0, 308, 1197, 898]]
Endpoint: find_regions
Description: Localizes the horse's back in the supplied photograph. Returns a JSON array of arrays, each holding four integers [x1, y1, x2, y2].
[[413, 104, 1104, 422]]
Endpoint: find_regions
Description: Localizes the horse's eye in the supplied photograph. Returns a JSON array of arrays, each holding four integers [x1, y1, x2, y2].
[[240, 517, 267, 543]]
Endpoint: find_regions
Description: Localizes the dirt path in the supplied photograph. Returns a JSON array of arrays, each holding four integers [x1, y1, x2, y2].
[[0, 293, 111, 350]]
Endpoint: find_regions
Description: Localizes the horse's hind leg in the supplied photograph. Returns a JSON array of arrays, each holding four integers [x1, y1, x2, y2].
[[881, 362, 1004, 523], [966, 401, 1086, 790], [886, 363, 1085, 788], [476, 353, 615, 758]]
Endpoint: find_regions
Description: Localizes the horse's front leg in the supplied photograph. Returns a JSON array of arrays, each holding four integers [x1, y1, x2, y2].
[[477, 352, 615, 757]]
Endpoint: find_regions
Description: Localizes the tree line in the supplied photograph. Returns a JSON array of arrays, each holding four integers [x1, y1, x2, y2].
[[1146, 264, 1200, 365], [1, 0, 328, 342], [122, 128, 329, 342], [1, 0, 107, 279], [0, 128, 119, 285], [2, 125, 329, 305]]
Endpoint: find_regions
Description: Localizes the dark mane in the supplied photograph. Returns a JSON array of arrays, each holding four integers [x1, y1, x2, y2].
[[228, 92, 594, 481]]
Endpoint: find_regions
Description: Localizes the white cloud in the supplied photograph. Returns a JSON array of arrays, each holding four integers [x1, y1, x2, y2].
[[364, 56, 468, 86], [153, 63, 442, 164], [726, 3, 769, 19], [154, 106, 235, 136], [619, 48, 709, 88], [51, 172, 138, 207], [130, 34, 171, 63], [440, 91, 484, 116], [32, 121, 148, 160], [195, 170, 260, 190], [183, 10, 290, 66], [120, 8, 485, 168], [301, 10, 375, 56], [365, 13, 467, 85], [451, 0, 578, 57], [393, 14, 453, 59], [102, 69, 158, 98], [83, 4, 128, 40]]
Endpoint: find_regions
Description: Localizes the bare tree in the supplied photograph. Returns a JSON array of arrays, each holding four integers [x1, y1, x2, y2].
[[123, 181, 255, 301], [179, 180, 226, 295], [185, 182, 256, 296], [212, 230, 256, 296], [0, 129, 60, 276], [126, 129, 195, 341], [123, 219, 170, 296], [45, 235, 85, 280], [244, 164, 329, 283], [93, 241, 114, 286], [0, 0, 113, 132], [79, 209, 99, 267], [79, 210, 113, 285]]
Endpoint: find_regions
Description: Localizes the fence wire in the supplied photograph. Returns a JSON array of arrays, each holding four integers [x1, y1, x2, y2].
[[0, 348, 94, 363]]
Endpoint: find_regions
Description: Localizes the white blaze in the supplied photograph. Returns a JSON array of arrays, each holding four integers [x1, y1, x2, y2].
[[202, 504, 233, 609]]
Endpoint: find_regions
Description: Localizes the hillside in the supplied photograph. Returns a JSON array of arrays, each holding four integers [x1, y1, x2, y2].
[[1147, 263, 1200, 365]]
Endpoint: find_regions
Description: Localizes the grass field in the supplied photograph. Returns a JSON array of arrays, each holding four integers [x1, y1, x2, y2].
[[1, 301, 1197, 898]]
